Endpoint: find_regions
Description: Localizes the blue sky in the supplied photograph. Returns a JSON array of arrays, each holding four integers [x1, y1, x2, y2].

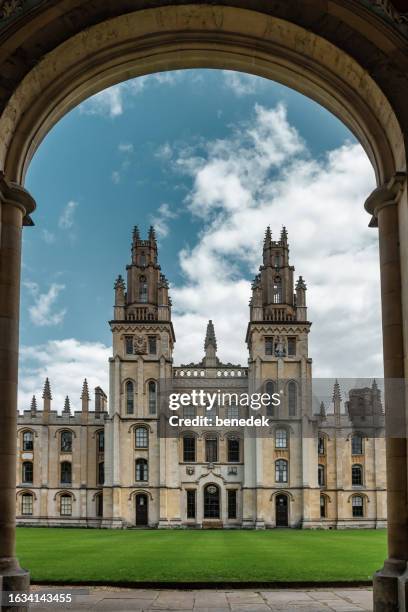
[[19, 69, 380, 411]]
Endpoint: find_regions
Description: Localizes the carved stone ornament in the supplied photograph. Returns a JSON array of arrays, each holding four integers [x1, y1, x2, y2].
[[134, 335, 147, 355], [0, 0, 23, 19], [186, 467, 195, 475], [369, 0, 408, 24]]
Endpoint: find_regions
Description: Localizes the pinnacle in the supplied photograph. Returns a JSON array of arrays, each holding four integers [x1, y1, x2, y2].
[[204, 319, 217, 351], [42, 377, 52, 400], [63, 395, 71, 414], [81, 379, 90, 400]]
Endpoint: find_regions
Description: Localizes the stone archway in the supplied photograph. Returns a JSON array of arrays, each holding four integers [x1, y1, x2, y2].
[[0, 2, 407, 610]]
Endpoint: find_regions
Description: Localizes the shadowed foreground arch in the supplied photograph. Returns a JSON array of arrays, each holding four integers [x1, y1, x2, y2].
[[0, 2, 407, 610]]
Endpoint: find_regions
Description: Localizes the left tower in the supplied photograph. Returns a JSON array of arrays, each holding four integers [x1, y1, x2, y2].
[[103, 227, 176, 527]]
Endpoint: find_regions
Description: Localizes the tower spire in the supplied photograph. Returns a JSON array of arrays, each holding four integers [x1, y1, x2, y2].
[[204, 319, 217, 351], [149, 225, 157, 244], [133, 225, 140, 243], [63, 395, 71, 415], [30, 395, 37, 415], [42, 377, 52, 400], [263, 226, 272, 250]]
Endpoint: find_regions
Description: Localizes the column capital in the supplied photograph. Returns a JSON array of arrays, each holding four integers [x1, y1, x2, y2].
[[0, 172, 36, 226], [364, 172, 407, 227]]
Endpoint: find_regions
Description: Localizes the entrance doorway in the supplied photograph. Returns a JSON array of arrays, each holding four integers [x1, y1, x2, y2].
[[135, 494, 148, 526], [204, 484, 220, 519], [275, 494, 288, 527]]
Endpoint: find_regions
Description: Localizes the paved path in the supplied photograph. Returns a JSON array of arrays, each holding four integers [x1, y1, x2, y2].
[[30, 587, 373, 611]]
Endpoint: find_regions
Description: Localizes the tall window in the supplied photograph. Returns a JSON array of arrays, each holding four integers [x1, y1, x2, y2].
[[21, 493, 33, 516], [126, 381, 134, 414], [183, 436, 196, 462], [318, 436, 325, 455], [204, 484, 220, 519], [265, 381, 276, 417], [227, 404, 239, 420], [125, 336, 133, 354], [139, 275, 148, 302], [60, 430, 72, 452], [288, 381, 297, 416], [265, 337, 274, 355], [96, 493, 103, 517], [275, 429, 287, 449], [135, 427, 148, 449], [227, 437, 240, 462], [205, 437, 218, 463], [186, 490, 196, 519], [60, 494, 72, 516], [140, 252, 146, 267], [60, 461, 72, 485], [148, 336, 157, 354], [320, 495, 326, 518], [183, 405, 195, 419], [98, 462, 104, 485], [22, 431, 33, 451], [228, 489, 237, 519], [274, 254, 281, 268], [275, 459, 288, 483], [97, 430, 104, 453], [318, 464, 325, 487], [136, 458, 148, 482], [287, 337, 296, 356], [22, 461, 33, 484], [352, 495, 364, 517], [148, 381, 157, 414], [352, 464, 363, 486], [273, 276, 282, 303], [351, 434, 363, 455]]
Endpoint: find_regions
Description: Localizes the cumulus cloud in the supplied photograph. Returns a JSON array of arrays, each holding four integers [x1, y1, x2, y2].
[[165, 103, 379, 377], [223, 71, 266, 97], [118, 142, 134, 154], [24, 282, 67, 327], [58, 200, 78, 230], [18, 339, 110, 413], [150, 203, 178, 238]]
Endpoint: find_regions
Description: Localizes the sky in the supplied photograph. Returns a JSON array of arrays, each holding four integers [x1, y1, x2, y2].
[[20, 69, 380, 412]]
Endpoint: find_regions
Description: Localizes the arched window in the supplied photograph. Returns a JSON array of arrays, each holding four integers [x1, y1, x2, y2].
[[21, 493, 33, 516], [60, 461, 72, 485], [22, 461, 33, 484], [97, 430, 104, 453], [204, 484, 220, 519], [60, 430, 72, 453], [135, 458, 148, 482], [98, 461, 104, 485], [273, 276, 282, 303], [352, 495, 364, 517], [265, 381, 276, 417], [183, 435, 196, 462], [352, 464, 363, 486], [135, 427, 148, 449], [288, 381, 297, 416], [205, 436, 218, 463], [320, 495, 327, 518], [275, 428, 287, 449], [351, 434, 363, 455], [60, 494, 72, 516], [126, 381, 134, 414], [139, 275, 148, 302], [96, 493, 103, 518], [318, 464, 325, 487], [148, 381, 157, 414], [22, 431, 33, 451], [227, 437, 240, 462], [275, 459, 288, 483]]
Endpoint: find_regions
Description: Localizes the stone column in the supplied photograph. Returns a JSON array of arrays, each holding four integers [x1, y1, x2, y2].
[[0, 174, 35, 609], [365, 174, 408, 611]]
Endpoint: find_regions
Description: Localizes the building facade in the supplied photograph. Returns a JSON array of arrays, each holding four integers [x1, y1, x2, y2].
[[16, 227, 387, 529]]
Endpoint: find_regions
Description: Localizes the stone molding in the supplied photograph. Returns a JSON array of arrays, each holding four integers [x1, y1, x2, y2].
[[364, 172, 407, 221], [0, 171, 36, 225]]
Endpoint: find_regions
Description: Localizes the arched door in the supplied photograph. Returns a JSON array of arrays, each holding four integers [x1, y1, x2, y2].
[[135, 494, 148, 526], [204, 484, 220, 519], [275, 494, 288, 527]]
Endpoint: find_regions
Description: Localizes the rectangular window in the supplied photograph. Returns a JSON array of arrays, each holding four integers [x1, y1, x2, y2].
[[183, 436, 196, 462], [183, 405, 195, 419], [352, 496, 364, 517], [60, 496, 72, 516], [205, 438, 218, 463], [320, 496, 326, 518], [125, 336, 133, 355], [227, 438, 240, 462], [265, 337, 274, 355], [148, 336, 157, 354], [318, 437, 325, 455], [287, 337, 296, 356], [186, 490, 196, 519], [228, 490, 237, 519], [227, 405, 239, 420], [22, 495, 33, 516]]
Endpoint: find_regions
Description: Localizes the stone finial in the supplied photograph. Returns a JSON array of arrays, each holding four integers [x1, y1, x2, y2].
[[263, 226, 272, 249], [132, 225, 140, 242], [114, 274, 125, 291], [204, 320, 217, 351], [319, 401, 326, 419], [296, 276, 307, 291], [148, 225, 157, 243], [332, 379, 342, 403], [63, 396, 71, 415], [81, 379, 90, 400], [280, 226, 288, 243], [42, 377, 52, 400], [30, 395, 37, 414]]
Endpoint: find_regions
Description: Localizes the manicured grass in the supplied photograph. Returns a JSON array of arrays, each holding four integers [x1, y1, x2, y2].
[[16, 528, 386, 584]]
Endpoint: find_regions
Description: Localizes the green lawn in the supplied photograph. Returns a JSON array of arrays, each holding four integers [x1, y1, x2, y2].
[[16, 528, 386, 584]]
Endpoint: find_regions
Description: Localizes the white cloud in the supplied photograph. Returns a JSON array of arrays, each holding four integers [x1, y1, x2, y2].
[[42, 229, 56, 244], [18, 339, 110, 413], [58, 200, 78, 230], [222, 71, 265, 96], [150, 203, 178, 238], [165, 104, 379, 377], [118, 142, 134, 154], [111, 171, 121, 184], [155, 142, 173, 161], [24, 282, 67, 327]]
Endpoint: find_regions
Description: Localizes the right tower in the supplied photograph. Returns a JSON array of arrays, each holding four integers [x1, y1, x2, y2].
[[245, 226, 319, 528]]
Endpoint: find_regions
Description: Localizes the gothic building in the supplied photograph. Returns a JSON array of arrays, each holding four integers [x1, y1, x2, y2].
[[16, 227, 387, 528]]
